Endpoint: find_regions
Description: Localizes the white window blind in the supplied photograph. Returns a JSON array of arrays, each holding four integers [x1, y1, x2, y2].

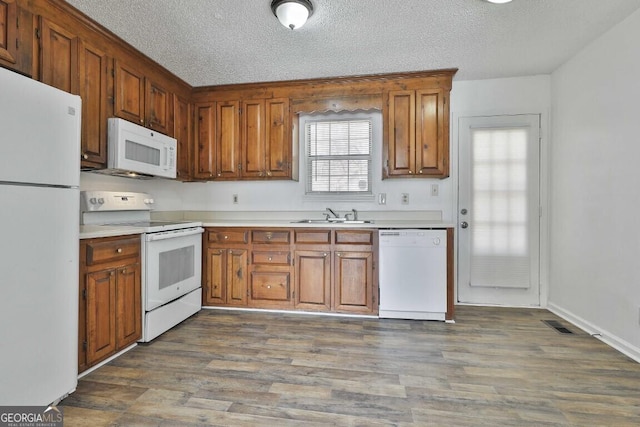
[[470, 127, 530, 288], [305, 119, 372, 194]]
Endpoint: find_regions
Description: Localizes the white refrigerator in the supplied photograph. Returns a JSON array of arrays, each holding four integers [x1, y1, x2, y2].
[[0, 67, 81, 405]]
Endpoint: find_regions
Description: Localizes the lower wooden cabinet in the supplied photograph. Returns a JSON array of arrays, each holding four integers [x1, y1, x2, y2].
[[79, 235, 141, 373], [204, 247, 248, 306], [203, 227, 378, 315]]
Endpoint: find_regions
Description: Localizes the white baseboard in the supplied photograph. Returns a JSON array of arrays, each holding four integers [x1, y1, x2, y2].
[[547, 302, 640, 364]]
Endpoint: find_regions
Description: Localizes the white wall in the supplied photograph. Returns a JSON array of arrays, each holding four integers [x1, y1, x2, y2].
[[549, 8, 640, 358]]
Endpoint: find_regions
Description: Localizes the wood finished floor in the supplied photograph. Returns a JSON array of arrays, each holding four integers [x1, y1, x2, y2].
[[61, 306, 640, 426]]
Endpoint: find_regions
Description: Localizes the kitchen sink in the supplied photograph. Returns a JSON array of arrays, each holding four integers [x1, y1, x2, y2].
[[291, 219, 374, 224]]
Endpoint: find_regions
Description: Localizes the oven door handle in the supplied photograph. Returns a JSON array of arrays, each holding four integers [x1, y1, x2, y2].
[[145, 227, 204, 242]]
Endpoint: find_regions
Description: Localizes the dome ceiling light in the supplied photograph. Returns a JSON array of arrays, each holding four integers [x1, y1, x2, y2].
[[485, 0, 513, 3], [271, 0, 314, 30]]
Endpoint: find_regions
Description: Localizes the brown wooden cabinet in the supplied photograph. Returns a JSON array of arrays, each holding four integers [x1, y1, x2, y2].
[[0, 0, 34, 76], [249, 229, 293, 308], [79, 235, 141, 373], [193, 96, 291, 181], [114, 60, 173, 135], [39, 17, 111, 168], [385, 88, 449, 178], [194, 102, 216, 178], [242, 98, 291, 178], [333, 250, 374, 313], [203, 229, 249, 306], [174, 94, 193, 180], [216, 100, 241, 178], [78, 39, 110, 168]]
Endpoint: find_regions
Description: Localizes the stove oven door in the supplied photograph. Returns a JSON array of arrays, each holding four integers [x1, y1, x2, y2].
[[144, 227, 203, 311]]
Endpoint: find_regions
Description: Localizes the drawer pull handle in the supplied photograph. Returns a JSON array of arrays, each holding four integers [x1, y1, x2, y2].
[[268, 257, 272, 261], [116, 248, 122, 253], [121, 269, 126, 274], [323, 253, 327, 257], [224, 235, 229, 239], [267, 285, 271, 289]]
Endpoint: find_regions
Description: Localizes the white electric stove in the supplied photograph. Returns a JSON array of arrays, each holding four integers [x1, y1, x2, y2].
[[80, 191, 204, 342]]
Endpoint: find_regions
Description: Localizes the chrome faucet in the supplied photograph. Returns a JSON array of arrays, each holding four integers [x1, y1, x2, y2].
[[345, 209, 358, 221], [325, 207, 340, 219]]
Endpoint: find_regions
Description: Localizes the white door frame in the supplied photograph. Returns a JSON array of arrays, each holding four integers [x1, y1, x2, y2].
[[450, 109, 550, 308]]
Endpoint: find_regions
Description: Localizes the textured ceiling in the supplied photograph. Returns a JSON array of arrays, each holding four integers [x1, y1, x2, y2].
[[65, 0, 640, 87]]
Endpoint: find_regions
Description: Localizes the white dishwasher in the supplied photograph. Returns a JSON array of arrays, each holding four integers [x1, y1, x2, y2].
[[378, 229, 447, 320]]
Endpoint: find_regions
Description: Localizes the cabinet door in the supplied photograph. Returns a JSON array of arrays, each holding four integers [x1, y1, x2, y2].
[[114, 60, 145, 125], [0, 1, 32, 76], [194, 102, 216, 179], [385, 90, 415, 177], [265, 98, 290, 178], [86, 269, 116, 365], [226, 248, 248, 305], [215, 100, 241, 178], [39, 18, 79, 94], [115, 263, 141, 350], [0, 0, 16, 65], [204, 247, 226, 304], [416, 88, 447, 177], [250, 271, 291, 304], [241, 99, 266, 178], [174, 94, 192, 180], [78, 40, 110, 168], [333, 251, 374, 314], [145, 78, 173, 135], [295, 250, 331, 311]]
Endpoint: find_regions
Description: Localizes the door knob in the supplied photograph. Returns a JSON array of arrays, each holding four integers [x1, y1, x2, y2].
[[460, 221, 469, 229]]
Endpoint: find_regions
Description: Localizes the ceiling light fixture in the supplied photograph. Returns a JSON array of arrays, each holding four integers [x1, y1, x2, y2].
[[485, 0, 513, 3], [271, 0, 313, 30]]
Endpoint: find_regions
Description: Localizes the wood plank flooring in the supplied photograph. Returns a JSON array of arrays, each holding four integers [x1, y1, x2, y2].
[[61, 306, 640, 426]]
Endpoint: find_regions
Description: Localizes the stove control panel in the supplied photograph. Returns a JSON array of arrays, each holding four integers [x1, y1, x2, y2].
[[81, 191, 154, 212]]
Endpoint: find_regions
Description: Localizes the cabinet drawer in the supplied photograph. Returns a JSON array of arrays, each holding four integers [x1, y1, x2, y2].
[[86, 237, 140, 266], [335, 230, 374, 245], [251, 272, 290, 301], [295, 230, 331, 244], [252, 230, 290, 244], [208, 229, 248, 244], [252, 251, 291, 266]]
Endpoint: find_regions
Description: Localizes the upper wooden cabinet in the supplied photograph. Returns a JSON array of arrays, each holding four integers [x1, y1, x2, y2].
[[194, 102, 216, 179], [193, 96, 292, 181], [174, 94, 193, 180], [216, 100, 241, 179], [384, 88, 449, 178], [78, 40, 110, 167], [114, 60, 173, 136], [242, 98, 291, 178], [0, 0, 33, 76], [39, 18, 111, 169]]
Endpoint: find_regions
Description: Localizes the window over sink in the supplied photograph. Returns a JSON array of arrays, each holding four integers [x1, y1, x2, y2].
[[301, 111, 380, 199]]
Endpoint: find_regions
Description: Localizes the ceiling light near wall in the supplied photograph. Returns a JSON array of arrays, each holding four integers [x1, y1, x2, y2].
[[485, 0, 513, 3], [271, 0, 313, 30]]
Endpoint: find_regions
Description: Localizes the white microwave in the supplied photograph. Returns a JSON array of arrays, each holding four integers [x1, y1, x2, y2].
[[102, 118, 177, 179]]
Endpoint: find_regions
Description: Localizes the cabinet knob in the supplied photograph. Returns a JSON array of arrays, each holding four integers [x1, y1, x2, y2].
[[217, 173, 222, 177], [409, 170, 413, 174], [121, 269, 126, 274], [82, 153, 89, 160], [110, 271, 114, 276], [224, 235, 229, 239], [116, 248, 122, 253], [419, 170, 423, 174], [266, 171, 272, 177], [337, 253, 342, 257], [140, 119, 144, 124], [267, 285, 271, 289], [229, 250, 233, 255], [268, 257, 272, 261], [323, 253, 327, 257]]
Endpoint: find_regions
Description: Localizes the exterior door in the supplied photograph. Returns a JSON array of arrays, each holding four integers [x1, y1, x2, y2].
[[458, 115, 540, 306]]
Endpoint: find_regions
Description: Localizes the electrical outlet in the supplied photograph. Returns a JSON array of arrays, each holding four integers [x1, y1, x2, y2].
[[232, 194, 239, 204], [401, 193, 409, 205], [378, 193, 387, 205], [431, 183, 439, 197]]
